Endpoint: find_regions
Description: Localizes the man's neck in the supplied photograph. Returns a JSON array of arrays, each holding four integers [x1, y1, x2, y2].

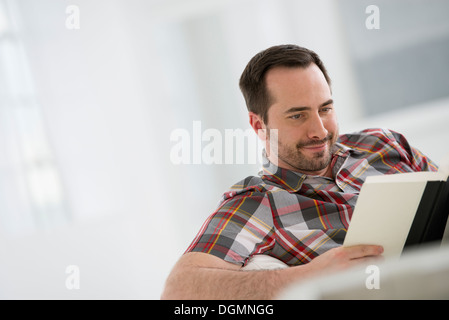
[[270, 157, 334, 179]]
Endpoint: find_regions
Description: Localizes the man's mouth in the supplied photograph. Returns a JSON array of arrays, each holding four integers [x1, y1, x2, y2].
[[296, 134, 333, 150], [302, 143, 327, 151]]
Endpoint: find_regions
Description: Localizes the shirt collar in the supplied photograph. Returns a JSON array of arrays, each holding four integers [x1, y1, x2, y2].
[[258, 143, 352, 192]]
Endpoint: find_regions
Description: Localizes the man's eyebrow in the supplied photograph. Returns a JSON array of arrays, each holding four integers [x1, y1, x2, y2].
[[321, 99, 334, 107], [284, 106, 311, 114], [284, 99, 333, 114]]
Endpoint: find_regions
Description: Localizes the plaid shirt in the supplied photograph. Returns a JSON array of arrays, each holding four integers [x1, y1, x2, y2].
[[186, 128, 438, 266]]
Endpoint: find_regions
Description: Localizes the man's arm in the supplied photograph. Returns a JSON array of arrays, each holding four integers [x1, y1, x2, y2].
[[161, 245, 383, 300]]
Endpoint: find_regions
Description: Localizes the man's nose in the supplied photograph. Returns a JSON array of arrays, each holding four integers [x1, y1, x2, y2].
[[307, 113, 328, 141]]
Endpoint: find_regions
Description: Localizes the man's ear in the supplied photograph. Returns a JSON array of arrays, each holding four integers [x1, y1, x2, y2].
[[248, 112, 267, 141]]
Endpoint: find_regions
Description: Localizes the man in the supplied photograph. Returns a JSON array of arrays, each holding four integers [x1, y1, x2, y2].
[[161, 44, 437, 300]]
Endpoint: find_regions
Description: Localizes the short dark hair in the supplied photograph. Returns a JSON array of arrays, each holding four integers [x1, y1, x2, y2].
[[239, 44, 331, 124]]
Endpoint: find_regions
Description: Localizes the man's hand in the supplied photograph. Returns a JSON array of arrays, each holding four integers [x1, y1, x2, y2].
[[301, 245, 384, 277]]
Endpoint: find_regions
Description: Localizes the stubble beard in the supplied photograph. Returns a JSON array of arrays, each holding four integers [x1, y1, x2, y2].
[[267, 129, 338, 174]]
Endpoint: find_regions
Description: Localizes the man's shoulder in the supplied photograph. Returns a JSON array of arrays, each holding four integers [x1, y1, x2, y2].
[[338, 128, 405, 151], [222, 175, 269, 200]]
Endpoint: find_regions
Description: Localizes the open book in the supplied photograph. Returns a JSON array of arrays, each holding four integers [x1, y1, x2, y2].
[[343, 165, 449, 259], [244, 158, 449, 270]]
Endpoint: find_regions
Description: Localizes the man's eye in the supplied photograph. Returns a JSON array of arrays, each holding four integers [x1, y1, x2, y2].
[[290, 114, 302, 120]]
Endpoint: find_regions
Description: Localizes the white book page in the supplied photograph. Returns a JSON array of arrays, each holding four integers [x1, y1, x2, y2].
[[343, 179, 428, 259]]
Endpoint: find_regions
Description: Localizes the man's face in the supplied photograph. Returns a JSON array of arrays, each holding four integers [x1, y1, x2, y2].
[[262, 64, 339, 176]]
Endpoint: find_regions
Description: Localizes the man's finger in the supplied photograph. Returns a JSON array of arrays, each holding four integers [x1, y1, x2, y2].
[[346, 245, 384, 259]]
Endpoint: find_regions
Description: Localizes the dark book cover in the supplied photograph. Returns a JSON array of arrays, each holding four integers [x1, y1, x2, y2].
[[404, 177, 449, 252]]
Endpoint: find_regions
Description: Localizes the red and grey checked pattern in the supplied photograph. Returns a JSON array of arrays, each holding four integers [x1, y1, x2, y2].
[[186, 128, 438, 266]]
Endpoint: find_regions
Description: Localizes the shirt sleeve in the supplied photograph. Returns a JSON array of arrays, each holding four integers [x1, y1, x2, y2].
[[388, 129, 439, 172], [185, 188, 275, 266], [339, 128, 439, 173]]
